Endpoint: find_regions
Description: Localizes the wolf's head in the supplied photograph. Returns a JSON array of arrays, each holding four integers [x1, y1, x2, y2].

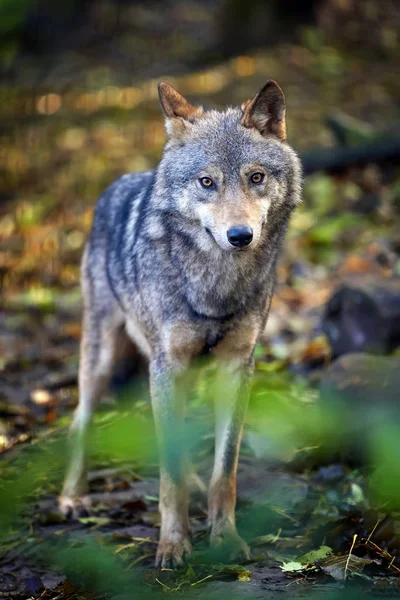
[[156, 80, 301, 253]]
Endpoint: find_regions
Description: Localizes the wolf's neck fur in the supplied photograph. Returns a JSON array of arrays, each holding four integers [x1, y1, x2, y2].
[[147, 189, 287, 319]]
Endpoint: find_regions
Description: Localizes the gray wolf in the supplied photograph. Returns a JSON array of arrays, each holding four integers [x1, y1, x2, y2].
[[59, 79, 302, 567]]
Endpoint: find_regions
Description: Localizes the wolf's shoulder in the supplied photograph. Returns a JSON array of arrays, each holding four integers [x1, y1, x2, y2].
[[109, 171, 154, 198], [93, 170, 155, 222]]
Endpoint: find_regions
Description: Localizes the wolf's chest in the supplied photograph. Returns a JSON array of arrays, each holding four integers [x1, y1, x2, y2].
[[183, 257, 266, 319]]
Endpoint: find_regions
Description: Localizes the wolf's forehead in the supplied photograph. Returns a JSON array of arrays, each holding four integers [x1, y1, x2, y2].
[[191, 111, 284, 172], [195, 109, 251, 150]]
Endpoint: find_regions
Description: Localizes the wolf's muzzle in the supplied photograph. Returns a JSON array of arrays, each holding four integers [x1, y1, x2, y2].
[[227, 225, 253, 248]]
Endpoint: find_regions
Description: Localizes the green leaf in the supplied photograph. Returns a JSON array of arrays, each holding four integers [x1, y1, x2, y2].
[[297, 545, 332, 565], [346, 483, 365, 506], [281, 561, 305, 573]]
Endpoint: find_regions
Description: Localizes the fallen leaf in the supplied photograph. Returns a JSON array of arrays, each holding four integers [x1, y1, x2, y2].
[[281, 561, 305, 573], [214, 564, 252, 579], [31, 389, 54, 405], [237, 571, 252, 582], [78, 516, 111, 527], [318, 554, 373, 581]]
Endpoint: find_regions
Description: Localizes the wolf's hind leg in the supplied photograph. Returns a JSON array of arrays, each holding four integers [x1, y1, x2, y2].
[[59, 309, 124, 518]]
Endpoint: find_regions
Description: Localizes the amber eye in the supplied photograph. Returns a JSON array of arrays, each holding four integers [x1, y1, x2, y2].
[[199, 177, 214, 188], [250, 172, 264, 184]]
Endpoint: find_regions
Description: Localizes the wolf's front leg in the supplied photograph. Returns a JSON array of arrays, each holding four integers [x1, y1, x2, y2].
[[208, 361, 252, 560], [150, 355, 191, 568]]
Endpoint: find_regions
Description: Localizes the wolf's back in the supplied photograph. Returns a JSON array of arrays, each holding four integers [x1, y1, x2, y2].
[[82, 170, 155, 304], [90, 171, 154, 243]]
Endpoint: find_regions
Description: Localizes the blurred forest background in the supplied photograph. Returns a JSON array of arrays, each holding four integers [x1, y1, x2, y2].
[[1, 1, 400, 599]]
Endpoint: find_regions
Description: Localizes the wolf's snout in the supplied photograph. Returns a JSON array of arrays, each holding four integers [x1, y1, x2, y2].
[[227, 225, 253, 248]]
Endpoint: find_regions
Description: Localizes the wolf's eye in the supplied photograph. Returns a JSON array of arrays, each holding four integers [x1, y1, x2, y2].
[[199, 177, 214, 188], [250, 173, 265, 184]]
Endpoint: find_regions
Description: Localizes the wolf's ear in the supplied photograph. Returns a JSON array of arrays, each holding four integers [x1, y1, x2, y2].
[[158, 82, 203, 138], [241, 80, 286, 142]]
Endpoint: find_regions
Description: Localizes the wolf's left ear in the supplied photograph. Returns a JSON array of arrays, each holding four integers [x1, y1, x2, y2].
[[158, 82, 203, 138], [241, 80, 286, 142]]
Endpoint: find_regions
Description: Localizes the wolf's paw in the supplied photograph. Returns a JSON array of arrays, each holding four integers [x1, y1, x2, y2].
[[210, 523, 250, 562], [156, 536, 192, 569], [58, 494, 92, 519]]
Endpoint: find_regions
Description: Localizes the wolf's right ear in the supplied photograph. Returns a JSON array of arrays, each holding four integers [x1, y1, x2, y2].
[[158, 82, 203, 138], [241, 80, 286, 141]]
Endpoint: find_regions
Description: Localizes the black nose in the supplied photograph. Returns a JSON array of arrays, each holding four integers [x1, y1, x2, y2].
[[227, 225, 253, 248]]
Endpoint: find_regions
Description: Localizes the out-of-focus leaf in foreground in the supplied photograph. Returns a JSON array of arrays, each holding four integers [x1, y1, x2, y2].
[[369, 424, 400, 509]]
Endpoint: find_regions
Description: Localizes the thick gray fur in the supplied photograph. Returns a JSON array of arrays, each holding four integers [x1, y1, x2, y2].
[[59, 82, 302, 568]]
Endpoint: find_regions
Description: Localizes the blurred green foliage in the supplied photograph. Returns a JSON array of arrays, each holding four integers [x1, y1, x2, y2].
[[370, 425, 400, 510], [1, 368, 400, 597], [0, 0, 32, 34]]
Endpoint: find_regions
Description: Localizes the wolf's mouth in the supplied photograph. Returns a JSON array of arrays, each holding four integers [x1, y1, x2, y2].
[[205, 227, 220, 247], [204, 226, 253, 252]]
